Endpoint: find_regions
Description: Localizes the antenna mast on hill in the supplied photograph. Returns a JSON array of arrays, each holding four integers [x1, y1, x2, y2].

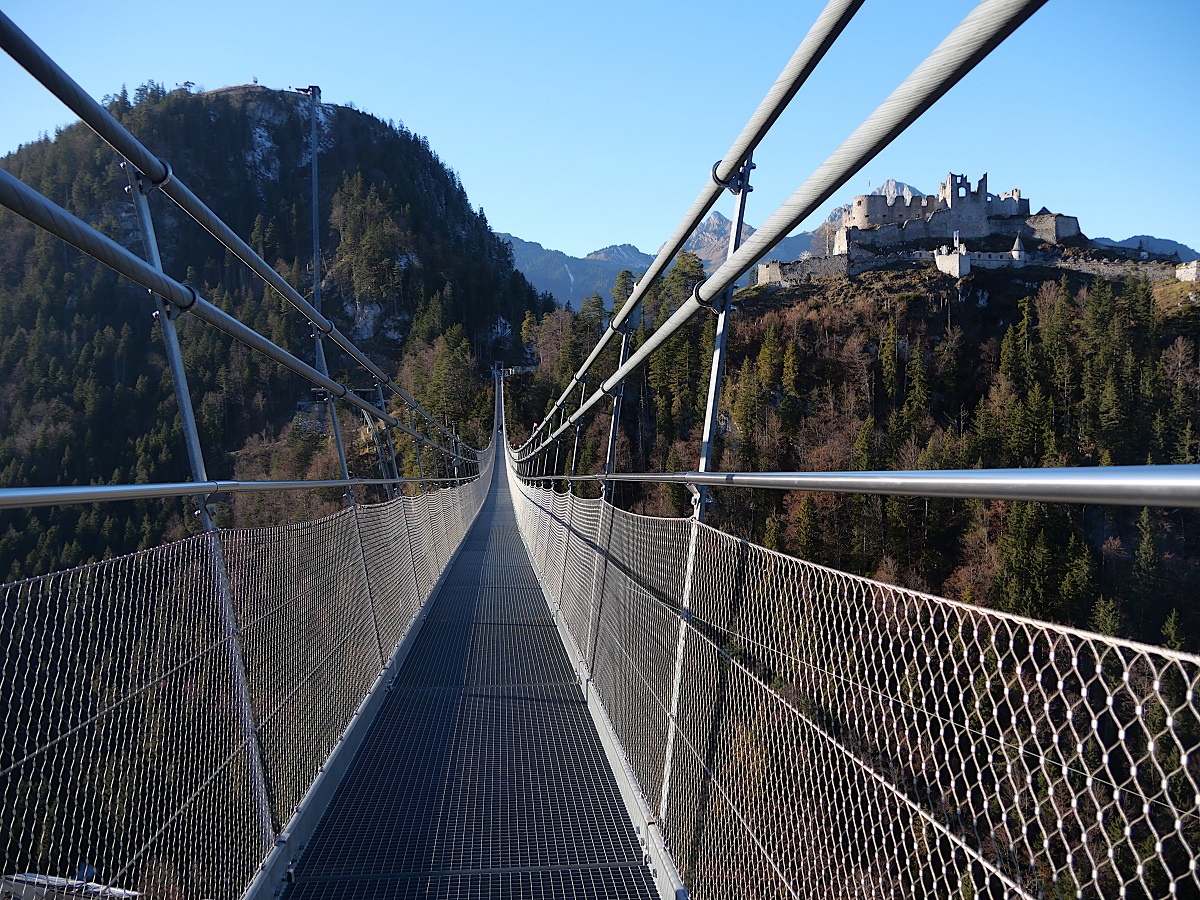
[[296, 84, 352, 499]]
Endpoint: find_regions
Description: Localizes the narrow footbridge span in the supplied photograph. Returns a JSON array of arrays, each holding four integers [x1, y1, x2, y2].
[[2, 1, 1200, 898], [277, 457, 660, 899]]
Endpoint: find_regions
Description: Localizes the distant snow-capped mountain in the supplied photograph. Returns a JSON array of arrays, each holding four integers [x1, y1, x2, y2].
[[678, 211, 817, 276]]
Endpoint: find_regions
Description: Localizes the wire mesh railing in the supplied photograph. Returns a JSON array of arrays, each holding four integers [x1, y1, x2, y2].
[[0, 443, 492, 899], [505, 448, 1200, 899]]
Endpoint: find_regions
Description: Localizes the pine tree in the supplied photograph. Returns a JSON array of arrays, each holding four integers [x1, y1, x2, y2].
[[1132, 506, 1160, 616], [1161, 609, 1184, 652], [782, 340, 801, 400], [611, 269, 635, 315], [793, 492, 821, 560], [1090, 596, 1122, 637], [880, 320, 899, 403]]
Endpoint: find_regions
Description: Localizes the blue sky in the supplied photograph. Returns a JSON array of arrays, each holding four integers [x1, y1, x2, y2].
[[2, 1, 1197, 258]]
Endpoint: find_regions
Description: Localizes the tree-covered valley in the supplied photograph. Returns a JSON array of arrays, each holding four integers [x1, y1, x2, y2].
[[0, 82, 547, 580], [507, 254, 1200, 653]]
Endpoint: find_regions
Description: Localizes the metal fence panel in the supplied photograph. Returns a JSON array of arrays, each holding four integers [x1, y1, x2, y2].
[[1, 446, 492, 898], [223, 508, 381, 829], [0, 535, 262, 898]]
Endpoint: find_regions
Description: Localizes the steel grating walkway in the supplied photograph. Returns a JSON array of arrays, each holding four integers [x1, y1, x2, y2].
[[280, 460, 658, 899]]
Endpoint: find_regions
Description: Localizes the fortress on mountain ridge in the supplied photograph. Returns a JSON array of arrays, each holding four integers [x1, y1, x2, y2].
[[759, 171, 1085, 286], [833, 171, 1081, 255]]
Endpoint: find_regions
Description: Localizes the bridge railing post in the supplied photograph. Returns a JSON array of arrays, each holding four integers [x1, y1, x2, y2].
[[377, 381, 402, 495], [602, 323, 632, 502], [658, 153, 754, 828], [584, 498, 616, 688], [297, 85, 353, 505], [351, 504, 385, 669], [569, 374, 587, 481], [123, 162, 276, 856], [409, 408, 425, 492]]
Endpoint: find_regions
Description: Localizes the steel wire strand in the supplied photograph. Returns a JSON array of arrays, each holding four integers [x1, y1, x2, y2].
[[516, 0, 1049, 465], [521, 0, 865, 453], [0, 9, 461, 449]]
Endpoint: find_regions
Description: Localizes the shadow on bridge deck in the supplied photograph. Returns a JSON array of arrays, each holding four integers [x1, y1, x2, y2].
[[280, 461, 657, 899]]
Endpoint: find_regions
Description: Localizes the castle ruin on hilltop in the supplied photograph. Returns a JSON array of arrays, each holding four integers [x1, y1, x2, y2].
[[833, 171, 1081, 254], [758, 171, 1083, 286]]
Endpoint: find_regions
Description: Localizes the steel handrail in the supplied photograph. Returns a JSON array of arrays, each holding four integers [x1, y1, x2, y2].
[[0, 475, 484, 511], [0, 8, 460, 449], [515, 0, 1049, 465], [518, 464, 1200, 509]]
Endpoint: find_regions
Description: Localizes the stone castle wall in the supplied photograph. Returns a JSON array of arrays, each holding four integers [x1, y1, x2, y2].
[[834, 211, 1080, 255]]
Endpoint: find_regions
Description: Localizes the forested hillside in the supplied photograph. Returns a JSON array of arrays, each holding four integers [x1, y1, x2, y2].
[[0, 82, 548, 580], [509, 256, 1200, 652]]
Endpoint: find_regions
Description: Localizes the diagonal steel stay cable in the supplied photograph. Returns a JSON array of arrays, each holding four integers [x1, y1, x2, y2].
[[517, 0, 1049, 464], [0, 9, 458, 449], [688, 605, 1200, 828], [613, 566, 1038, 899], [0, 624, 245, 780], [106, 743, 257, 885], [521, 0, 866, 453]]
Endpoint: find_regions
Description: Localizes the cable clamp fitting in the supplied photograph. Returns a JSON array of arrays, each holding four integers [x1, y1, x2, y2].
[[177, 283, 200, 312], [711, 160, 733, 191], [692, 280, 721, 313], [712, 158, 755, 195], [139, 157, 175, 194]]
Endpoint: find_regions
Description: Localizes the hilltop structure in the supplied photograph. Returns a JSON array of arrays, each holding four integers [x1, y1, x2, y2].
[[833, 171, 1080, 254], [758, 171, 1082, 286]]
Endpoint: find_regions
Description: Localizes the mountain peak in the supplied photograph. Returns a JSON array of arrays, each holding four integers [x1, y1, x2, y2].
[[676, 211, 814, 277], [585, 243, 654, 267]]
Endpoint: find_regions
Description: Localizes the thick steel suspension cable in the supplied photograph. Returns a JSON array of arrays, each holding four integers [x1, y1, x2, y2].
[[0, 167, 465, 461], [0, 9, 457, 448], [520, 0, 866, 452], [517, 0, 1049, 464]]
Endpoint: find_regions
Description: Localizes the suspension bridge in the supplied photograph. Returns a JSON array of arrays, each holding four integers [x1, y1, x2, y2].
[[2, 1, 1199, 898]]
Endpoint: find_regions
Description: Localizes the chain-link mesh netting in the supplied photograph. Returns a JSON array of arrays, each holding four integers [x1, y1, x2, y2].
[[1, 446, 492, 899], [506, 453, 1200, 900]]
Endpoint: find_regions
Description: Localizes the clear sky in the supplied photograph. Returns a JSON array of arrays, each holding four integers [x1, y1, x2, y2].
[[2, 1, 1197, 259]]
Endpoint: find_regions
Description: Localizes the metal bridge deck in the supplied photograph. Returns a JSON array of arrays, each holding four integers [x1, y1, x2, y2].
[[280, 461, 657, 899]]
